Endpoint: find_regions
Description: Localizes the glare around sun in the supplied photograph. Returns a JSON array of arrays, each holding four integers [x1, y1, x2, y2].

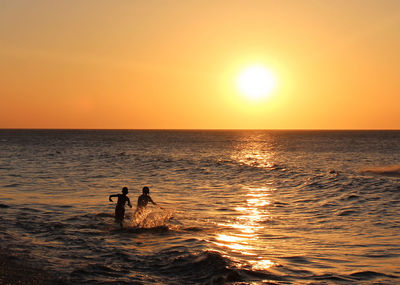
[[237, 65, 277, 100]]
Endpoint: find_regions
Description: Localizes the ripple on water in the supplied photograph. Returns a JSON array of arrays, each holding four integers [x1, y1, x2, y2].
[[3, 183, 20, 188], [349, 270, 399, 280], [336, 209, 358, 216], [281, 256, 313, 264]]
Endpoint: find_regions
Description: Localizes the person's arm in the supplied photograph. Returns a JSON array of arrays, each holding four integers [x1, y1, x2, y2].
[[149, 196, 157, 205], [150, 196, 164, 209], [109, 194, 118, 202], [127, 197, 132, 208]]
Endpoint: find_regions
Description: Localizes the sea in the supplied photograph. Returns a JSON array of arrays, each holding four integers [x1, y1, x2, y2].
[[0, 130, 399, 284]]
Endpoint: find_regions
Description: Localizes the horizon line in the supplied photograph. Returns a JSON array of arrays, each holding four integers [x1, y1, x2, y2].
[[1, 128, 400, 131]]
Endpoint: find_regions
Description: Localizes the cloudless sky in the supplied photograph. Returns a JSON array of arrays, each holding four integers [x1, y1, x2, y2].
[[1, 0, 399, 129]]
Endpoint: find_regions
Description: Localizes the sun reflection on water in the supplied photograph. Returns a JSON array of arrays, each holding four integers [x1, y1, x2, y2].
[[216, 234, 245, 243], [232, 151, 275, 168], [231, 136, 276, 169], [213, 186, 277, 271], [250, 259, 276, 270], [210, 136, 278, 270]]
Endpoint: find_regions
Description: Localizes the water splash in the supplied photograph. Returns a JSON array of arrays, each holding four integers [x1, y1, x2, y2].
[[129, 208, 174, 228]]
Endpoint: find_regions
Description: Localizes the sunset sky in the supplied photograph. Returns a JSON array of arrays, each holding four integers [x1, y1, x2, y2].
[[1, 0, 399, 129]]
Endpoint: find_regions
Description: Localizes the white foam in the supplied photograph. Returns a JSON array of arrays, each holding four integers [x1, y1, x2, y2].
[[129, 208, 174, 228]]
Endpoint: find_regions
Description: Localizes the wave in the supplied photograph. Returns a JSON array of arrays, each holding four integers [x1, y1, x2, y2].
[[336, 209, 357, 216], [313, 271, 399, 282], [281, 255, 312, 264], [0, 203, 10, 208], [3, 183, 20, 188], [349, 270, 399, 280], [148, 250, 285, 284], [361, 165, 400, 177]]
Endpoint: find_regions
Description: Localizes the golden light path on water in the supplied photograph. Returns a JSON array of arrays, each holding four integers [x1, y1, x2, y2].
[[214, 185, 277, 270], [230, 133, 276, 169], [231, 148, 275, 169], [206, 135, 280, 271]]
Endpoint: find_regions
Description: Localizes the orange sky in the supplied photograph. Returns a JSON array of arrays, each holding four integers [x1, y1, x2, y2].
[[1, 0, 399, 129]]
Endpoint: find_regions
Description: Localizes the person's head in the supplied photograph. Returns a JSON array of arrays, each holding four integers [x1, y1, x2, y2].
[[142, 186, 150, 195], [122, 187, 128, 194]]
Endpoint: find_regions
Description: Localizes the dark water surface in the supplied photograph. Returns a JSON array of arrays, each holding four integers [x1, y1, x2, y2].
[[0, 130, 399, 284]]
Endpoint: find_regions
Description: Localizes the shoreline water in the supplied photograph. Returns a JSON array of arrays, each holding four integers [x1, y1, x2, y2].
[[1, 130, 399, 284], [0, 251, 68, 285]]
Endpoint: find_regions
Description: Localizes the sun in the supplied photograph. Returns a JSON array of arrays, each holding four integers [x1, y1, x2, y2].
[[237, 65, 277, 100]]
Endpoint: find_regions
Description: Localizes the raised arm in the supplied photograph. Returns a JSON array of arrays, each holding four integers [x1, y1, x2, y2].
[[109, 194, 118, 202]]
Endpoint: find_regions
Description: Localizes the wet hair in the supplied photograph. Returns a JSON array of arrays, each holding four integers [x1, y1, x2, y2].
[[122, 187, 128, 194], [142, 186, 149, 194]]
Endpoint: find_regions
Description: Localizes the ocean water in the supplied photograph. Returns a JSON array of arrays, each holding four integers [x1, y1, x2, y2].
[[0, 130, 399, 284]]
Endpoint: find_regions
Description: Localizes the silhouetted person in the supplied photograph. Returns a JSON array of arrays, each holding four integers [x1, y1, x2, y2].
[[135, 186, 158, 214], [109, 187, 132, 228]]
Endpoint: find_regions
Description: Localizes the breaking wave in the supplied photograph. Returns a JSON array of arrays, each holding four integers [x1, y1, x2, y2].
[[361, 165, 400, 177]]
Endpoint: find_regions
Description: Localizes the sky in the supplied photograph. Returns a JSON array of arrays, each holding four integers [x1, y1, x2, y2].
[[1, 0, 399, 129]]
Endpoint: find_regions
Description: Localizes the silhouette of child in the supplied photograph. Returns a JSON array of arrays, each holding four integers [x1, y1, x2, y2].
[[135, 186, 158, 214], [109, 187, 132, 227]]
